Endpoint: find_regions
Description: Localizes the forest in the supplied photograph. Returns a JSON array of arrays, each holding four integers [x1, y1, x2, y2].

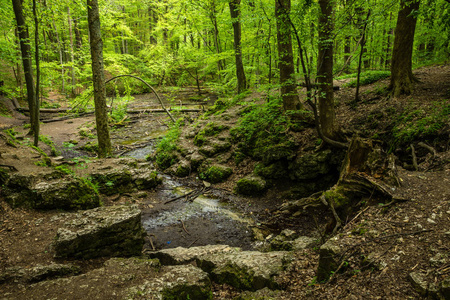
[[0, 0, 450, 299]]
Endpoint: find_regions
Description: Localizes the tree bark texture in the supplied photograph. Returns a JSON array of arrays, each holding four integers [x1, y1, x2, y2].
[[275, 0, 300, 111], [33, 0, 40, 147], [11, 0, 36, 132], [317, 0, 337, 139], [229, 0, 247, 94], [389, 0, 420, 97], [87, 0, 112, 157]]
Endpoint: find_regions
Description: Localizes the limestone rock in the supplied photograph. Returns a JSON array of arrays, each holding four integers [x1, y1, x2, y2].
[[292, 236, 317, 251], [3, 174, 100, 210], [145, 245, 240, 265], [0, 264, 80, 283], [408, 272, 438, 297], [196, 250, 292, 291], [317, 238, 342, 282], [235, 175, 267, 196], [52, 205, 145, 259], [289, 150, 335, 180], [127, 264, 212, 300], [5, 258, 211, 300]]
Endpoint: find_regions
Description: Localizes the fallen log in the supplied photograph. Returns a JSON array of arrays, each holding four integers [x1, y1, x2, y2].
[[17, 107, 70, 113], [127, 108, 202, 114]]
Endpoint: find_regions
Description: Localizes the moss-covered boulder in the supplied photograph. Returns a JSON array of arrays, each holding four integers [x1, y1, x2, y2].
[[288, 150, 336, 180], [254, 161, 288, 179], [196, 250, 292, 291], [317, 238, 343, 282], [199, 164, 233, 184], [199, 139, 231, 157], [190, 152, 206, 171], [261, 142, 297, 164], [53, 205, 145, 259], [90, 168, 134, 195], [174, 160, 191, 177], [235, 175, 267, 196], [3, 174, 100, 210]]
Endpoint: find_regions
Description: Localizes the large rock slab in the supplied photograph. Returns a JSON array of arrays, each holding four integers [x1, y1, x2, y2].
[[52, 205, 145, 259], [196, 250, 292, 291], [317, 237, 342, 282], [145, 245, 240, 265], [2, 173, 100, 210], [2, 258, 212, 300], [0, 263, 80, 284]]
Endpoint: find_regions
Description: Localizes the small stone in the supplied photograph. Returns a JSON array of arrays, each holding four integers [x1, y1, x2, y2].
[[427, 218, 436, 224]]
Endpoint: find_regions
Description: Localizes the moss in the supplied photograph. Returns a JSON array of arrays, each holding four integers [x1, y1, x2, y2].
[[162, 285, 213, 300], [0, 168, 11, 185], [235, 175, 267, 196], [193, 122, 229, 147], [254, 161, 288, 179], [324, 187, 349, 209], [199, 165, 232, 184], [175, 163, 191, 177]]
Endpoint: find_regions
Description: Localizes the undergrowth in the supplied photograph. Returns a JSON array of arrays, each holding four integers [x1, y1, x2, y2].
[[337, 70, 391, 87], [150, 118, 184, 169]]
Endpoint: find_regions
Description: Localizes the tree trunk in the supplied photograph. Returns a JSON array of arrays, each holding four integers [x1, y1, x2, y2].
[[12, 0, 36, 134], [389, 0, 420, 97], [317, 0, 337, 138], [229, 0, 247, 94], [67, 7, 76, 97], [87, 0, 112, 158], [32, 0, 40, 147], [275, 0, 300, 111]]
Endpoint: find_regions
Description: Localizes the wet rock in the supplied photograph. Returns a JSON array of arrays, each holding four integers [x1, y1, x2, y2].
[[199, 164, 233, 184], [288, 150, 335, 180], [127, 264, 212, 300], [53, 205, 145, 259], [145, 245, 240, 265], [235, 175, 267, 196], [408, 272, 438, 297], [2, 174, 100, 210], [0, 264, 80, 283], [132, 169, 162, 190], [317, 238, 342, 282], [196, 250, 292, 291], [234, 287, 283, 300]]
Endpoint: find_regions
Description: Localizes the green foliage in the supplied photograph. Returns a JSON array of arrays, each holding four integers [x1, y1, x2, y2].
[[199, 165, 233, 183], [391, 100, 450, 148], [230, 96, 297, 159], [193, 122, 228, 146], [39, 135, 60, 156], [152, 118, 183, 170], [55, 165, 75, 176], [109, 102, 128, 124], [338, 71, 391, 87]]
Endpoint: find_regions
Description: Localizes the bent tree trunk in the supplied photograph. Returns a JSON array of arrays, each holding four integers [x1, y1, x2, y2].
[[229, 0, 247, 94], [87, 0, 111, 157], [389, 0, 420, 97]]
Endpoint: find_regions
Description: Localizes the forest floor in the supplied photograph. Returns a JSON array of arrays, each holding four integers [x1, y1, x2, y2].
[[0, 64, 449, 299]]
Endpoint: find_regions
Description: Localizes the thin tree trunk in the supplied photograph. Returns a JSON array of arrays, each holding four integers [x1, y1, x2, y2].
[[275, 0, 300, 111], [12, 0, 36, 134], [33, 0, 40, 147], [87, 0, 111, 157], [67, 7, 76, 97], [317, 0, 336, 139], [52, 17, 65, 95], [355, 11, 371, 102], [229, 0, 247, 94]]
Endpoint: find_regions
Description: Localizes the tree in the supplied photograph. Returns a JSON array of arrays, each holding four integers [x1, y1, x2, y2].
[[389, 0, 421, 97], [11, 0, 39, 143], [317, 0, 337, 139], [87, 0, 112, 157], [275, 0, 300, 111], [229, 0, 247, 94]]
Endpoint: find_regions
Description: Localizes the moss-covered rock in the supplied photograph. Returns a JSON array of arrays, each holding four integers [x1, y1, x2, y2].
[[254, 161, 288, 179], [174, 160, 191, 177], [199, 164, 233, 184], [190, 152, 206, 171], [199, 139, 231, 157], [260, 142, 297, 164], [90, 169, 134, 195], [235, 175, 267, 196], [288, 150, 335, 180], [53, 205, 145, 259]]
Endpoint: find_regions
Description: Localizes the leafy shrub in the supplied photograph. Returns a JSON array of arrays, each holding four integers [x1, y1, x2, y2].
[[338, 71, 391, 87], [391, 100, 450, 148], [152, 119, 183, 170]]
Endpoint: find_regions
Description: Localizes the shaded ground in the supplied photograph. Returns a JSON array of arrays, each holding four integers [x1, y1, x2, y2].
[[0, 65, 449, 299]]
